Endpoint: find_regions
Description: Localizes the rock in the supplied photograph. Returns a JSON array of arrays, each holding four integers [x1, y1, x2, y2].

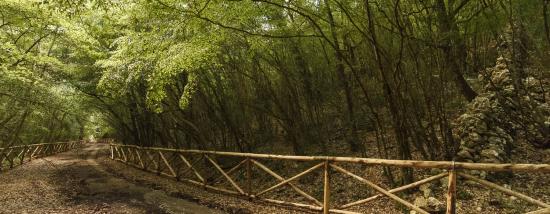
[[480, 149, 499, 158], [414, 196, 428, 208], [454, 51, 548, 164], [487, 143, 504, 154], [414, 196, 444, 212], [470, 132, 482, 142], [481, 157, 500, 163], [427, 197, 443, 209], [476, 207, 482, 212], [487, 136, 503, 145], [419, 184, 432, 198], [457, 149, 473, 160]]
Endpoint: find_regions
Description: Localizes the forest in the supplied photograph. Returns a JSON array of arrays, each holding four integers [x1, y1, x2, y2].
[[1, 0, 549, 187]]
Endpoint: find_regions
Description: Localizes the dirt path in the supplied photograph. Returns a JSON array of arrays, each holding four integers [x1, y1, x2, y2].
[[0, 143, 223, 214]]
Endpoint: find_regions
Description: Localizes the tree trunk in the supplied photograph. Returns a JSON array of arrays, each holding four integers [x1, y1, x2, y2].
[[435, 0, 478, 101]]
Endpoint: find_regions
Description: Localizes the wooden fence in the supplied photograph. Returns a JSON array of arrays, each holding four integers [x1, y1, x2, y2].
[[0, 141, 83, 172], [109, 144, 550, 214]]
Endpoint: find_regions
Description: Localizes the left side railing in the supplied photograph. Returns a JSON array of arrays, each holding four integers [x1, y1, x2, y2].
[[0, 141, 83, 172]]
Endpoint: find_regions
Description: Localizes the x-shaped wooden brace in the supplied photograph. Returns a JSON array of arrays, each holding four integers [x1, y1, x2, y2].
[[132, 148, 145, 168], [120, 146, 128, 162], [251, 159, 323, 207], [458, 173, 550, 211], [330, 164, 429, 214], [29, 145, 41, 160], [210, 158, 248, 185], [143, 149, 159, 171], [158, 151, 177, 177], [340, 171, 448, 209], [177, 153, 205, 183], [204, 154, 245, 195]]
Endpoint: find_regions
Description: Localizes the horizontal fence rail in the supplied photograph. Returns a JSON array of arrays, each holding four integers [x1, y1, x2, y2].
[[109, 144, 550, 214], [0, 141, 83, 172]]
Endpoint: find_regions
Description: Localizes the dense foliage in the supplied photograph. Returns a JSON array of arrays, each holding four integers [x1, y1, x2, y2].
[[1, 0, 549, 183], [0, 0, 103, 146]]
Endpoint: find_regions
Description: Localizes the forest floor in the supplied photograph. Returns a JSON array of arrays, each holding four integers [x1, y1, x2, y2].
[[0, 144, 225, 214]]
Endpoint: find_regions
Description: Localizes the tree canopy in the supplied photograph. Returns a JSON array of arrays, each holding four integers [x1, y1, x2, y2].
[[1, 0, 549, 178]]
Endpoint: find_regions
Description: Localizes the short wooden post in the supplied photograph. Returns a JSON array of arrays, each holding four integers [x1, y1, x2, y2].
[[202, 154, 208, 188], [15, 148, 25, 166], [20, 146, 28, 165], [121, 147, 128, 162], [135, 149, 145, 168], [115, 146, 122, 160], [27, 146, 34, 161], [157, 151, 162, 175], [9, 149, 15, 169], [246, 158, 252, 196], [323, 160, 330, 214], [110, 145, 114, 159], [33, 146, 42, 158], [0, 149, 4, 171], [128, 148, 135, 163], [30, 145, 39, 160], [446, 163, 457, 214]]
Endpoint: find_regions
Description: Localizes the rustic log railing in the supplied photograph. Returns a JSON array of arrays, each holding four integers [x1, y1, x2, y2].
[[109, 144, 550, 214], [0, 141, 83, 172]]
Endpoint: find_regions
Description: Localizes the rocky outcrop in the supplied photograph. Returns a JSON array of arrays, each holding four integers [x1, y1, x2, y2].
[[454, 21, 550, 167], [454, 57, 549, 166], [455, 57, 517, 164]]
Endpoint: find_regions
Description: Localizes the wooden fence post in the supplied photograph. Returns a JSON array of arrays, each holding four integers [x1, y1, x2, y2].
[[0, 148, 4, 171], [33, 146, 42, 158], [110, 145, 114, 160], [202, 154, 208, 188], [121, 147, 127, 162], [246, 158, 252, 197], [20, 146, 28, 165], [28, 146, 33, 160], [9, 149, 15, 169], [157, 151, 162, 175], [30, 145, 39, 161], [446, 162, 457, 214], [323, 160, 330, 214], [115, 146, 121, 160]]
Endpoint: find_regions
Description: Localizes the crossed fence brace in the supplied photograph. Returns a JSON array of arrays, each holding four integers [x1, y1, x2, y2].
[[110, 144, 550, 214], [0, 141, 83, 172]]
